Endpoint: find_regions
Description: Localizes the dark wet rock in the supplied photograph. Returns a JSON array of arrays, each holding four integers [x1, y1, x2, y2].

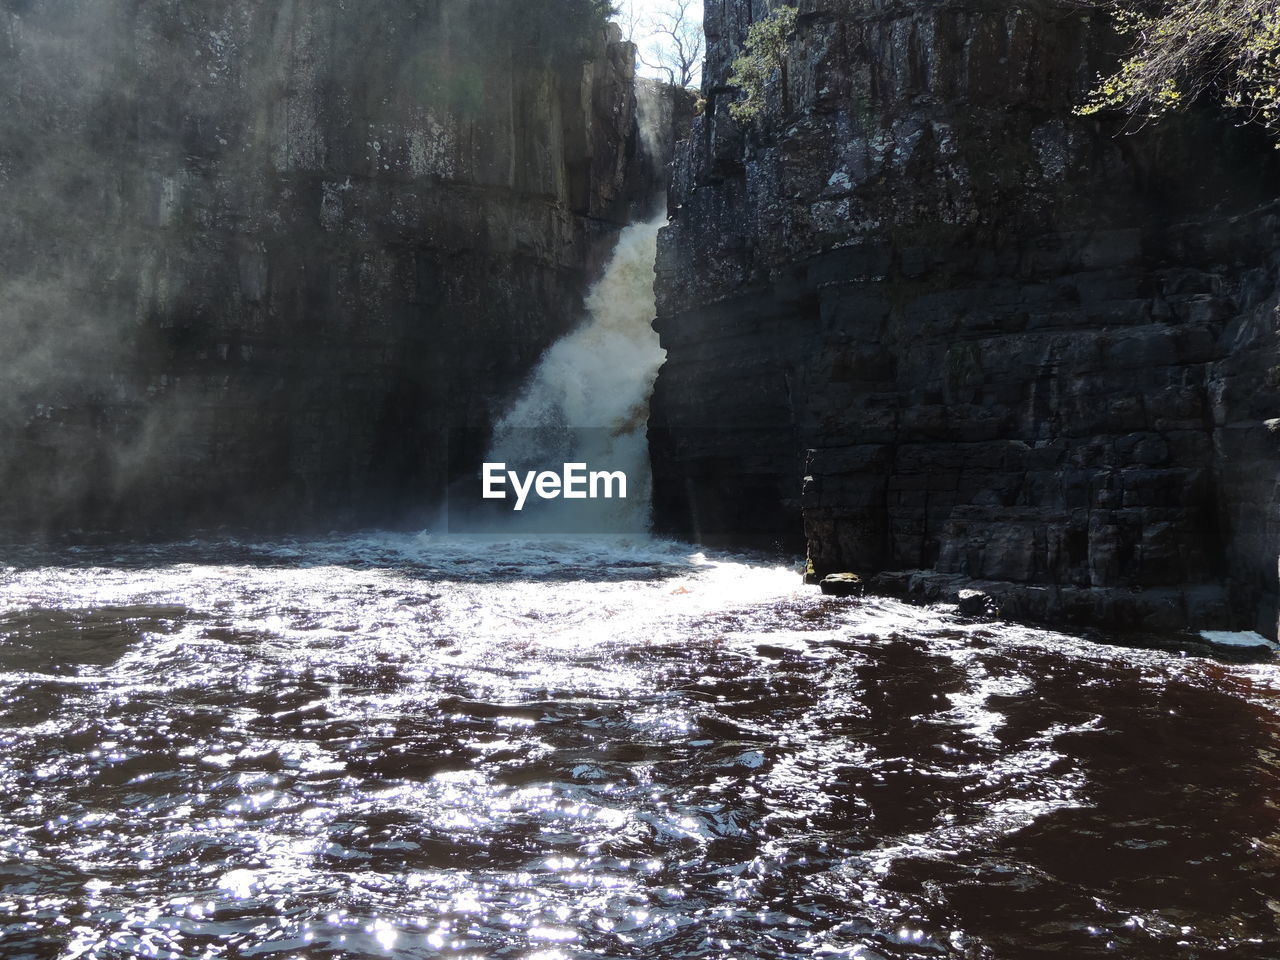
[[0, 3, 679, 536], [819, 572, 863, 597], [650, 0, 1280, 639], [956, 589, 997, 619]]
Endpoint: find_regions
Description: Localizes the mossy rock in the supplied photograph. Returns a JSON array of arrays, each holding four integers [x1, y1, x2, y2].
[[802, 558, 821, 585]]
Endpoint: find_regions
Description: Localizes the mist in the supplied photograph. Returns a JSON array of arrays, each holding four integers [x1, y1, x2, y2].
[[0, 0, 657, 535]]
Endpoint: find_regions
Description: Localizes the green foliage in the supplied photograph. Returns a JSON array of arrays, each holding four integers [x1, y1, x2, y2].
[[727, 5, 798, 122], [1078, 0, 1280, 138]]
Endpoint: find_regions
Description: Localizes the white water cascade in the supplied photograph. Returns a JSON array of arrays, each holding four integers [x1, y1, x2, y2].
[[483, 213, 667, 534]]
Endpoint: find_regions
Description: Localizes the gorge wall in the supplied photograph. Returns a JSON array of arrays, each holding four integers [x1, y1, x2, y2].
[[0, 0, 658, 535], [649, 0, 1280, 637]]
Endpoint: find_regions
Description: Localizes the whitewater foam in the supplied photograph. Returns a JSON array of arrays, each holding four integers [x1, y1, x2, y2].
[[483, 215, 667, 534]]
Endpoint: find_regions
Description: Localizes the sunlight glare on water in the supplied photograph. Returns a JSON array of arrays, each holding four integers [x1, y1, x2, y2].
[[1, 532, 1279, 959]]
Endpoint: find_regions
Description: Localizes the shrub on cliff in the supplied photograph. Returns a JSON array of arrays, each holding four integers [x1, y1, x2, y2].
[[727, 5, 797, 121], [1079, 0, 1280, 139]]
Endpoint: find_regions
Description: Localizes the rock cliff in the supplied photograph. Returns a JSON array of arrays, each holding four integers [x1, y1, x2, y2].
[[0, 0, 658, 534], [649, 0, 1280, 637]]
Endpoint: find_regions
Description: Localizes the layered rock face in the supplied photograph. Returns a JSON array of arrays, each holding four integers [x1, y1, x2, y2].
[[0, 0, 655, 534], [650, 0, 1280, 636]]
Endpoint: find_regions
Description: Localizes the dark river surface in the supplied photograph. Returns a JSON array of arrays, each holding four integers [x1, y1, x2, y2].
[[1, 533, 1278, 959]]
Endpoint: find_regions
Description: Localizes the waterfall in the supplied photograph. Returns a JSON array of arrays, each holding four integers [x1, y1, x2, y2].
[[481, 213, 667, 534]]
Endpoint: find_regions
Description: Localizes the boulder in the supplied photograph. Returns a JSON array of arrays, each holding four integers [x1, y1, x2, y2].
[[956, 589, 999, 619], [1198, 631, 1278, 655], [820, 573, 864, 597]]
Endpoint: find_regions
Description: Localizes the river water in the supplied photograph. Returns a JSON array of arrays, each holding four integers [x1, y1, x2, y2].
[[1, 532, 1278, 960]]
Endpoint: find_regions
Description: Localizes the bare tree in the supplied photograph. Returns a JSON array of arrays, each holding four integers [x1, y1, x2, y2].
[[630, 0, 704, 89], [616, 0, 645, 43]]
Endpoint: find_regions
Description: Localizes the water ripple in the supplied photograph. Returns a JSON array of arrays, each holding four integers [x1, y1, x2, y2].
[[0, 534, 1277, 958]]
